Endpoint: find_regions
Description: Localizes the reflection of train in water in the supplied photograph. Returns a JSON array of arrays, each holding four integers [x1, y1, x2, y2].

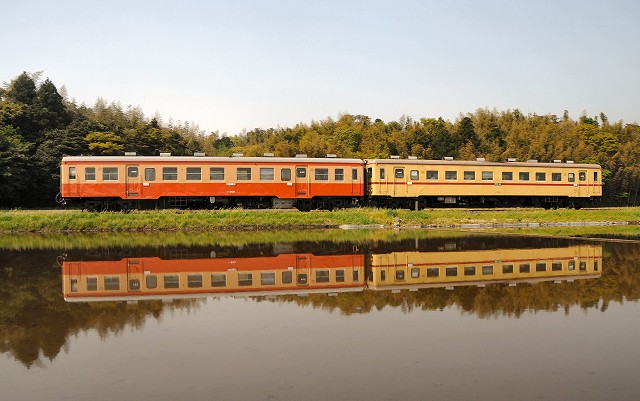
[[63, 254, 365, 302], [368, 245, 601, 290], [62, 243, 602, 302]]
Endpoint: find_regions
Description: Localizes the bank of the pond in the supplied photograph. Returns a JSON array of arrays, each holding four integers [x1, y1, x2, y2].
[[1, 207, 639, 233]]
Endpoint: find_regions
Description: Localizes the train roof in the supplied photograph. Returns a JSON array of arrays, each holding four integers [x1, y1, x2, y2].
[[366, 159, 601, 169], [61, 156, 365, 164]]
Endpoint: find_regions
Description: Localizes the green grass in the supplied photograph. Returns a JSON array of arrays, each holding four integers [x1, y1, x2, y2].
[[0, 207, 639, 234]]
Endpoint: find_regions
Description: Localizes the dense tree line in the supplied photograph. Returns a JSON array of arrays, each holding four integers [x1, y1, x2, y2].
[[1, 71, 639, 207]]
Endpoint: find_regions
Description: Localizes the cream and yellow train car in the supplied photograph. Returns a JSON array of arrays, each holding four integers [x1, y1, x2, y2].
[[368, 244, 602, 290], [366, 159, 602, 208], [62, 253, 365, 302]]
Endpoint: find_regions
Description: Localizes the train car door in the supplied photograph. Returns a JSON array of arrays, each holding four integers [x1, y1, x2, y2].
[[378, 166, 389, 195], [126, 165, 142, 198], [127, 259, 143, 292], [577, 170, 589, 197], [296, 255, 310, 286], [393, 167, 407, 196], [295, 166, 309, 197]]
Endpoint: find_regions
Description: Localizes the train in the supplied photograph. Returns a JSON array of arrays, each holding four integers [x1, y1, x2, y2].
[[59, 154, 602, 211], [61, 244, 602, 302]]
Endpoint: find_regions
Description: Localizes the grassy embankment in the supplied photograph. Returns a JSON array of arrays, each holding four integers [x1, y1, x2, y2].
[[0, 207, 639, 234]]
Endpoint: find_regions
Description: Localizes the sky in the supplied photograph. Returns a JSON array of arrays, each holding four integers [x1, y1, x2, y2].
[[2, 0, 639, 135]]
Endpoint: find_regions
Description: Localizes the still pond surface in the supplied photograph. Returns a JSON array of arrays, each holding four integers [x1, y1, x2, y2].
[[1, 231, 639, 400]]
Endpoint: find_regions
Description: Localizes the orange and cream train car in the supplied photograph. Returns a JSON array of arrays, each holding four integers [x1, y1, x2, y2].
[[62, 253, 366, 302], [366, 158, 602, 208], [60, 155, 365, 211], [368, 244, 602, 290]]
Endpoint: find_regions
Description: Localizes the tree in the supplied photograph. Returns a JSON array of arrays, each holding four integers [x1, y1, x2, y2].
[[85, 131, 124, 155], [0, 126, 33, 206], [34, 78, 71, 131]]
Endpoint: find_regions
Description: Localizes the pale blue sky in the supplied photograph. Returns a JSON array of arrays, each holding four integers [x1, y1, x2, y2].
[[2, 0, 638, 134]]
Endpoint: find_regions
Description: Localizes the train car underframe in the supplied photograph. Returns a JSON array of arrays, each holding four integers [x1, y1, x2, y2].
[[368, 195, 589, 210], [76, 196, 362, 212]]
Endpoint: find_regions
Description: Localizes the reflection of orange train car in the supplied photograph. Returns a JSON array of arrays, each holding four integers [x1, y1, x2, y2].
[[63, 253, 365, 302], [368, 244, 602, 290]]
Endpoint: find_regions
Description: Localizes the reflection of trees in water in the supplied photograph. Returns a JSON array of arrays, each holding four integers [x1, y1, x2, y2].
[[267, 243, 640, 317], [0, 251, 198, 368], [2, 241, 640, 368]]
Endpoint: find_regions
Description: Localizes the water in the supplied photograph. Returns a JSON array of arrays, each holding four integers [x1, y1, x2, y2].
[[1, 231, 639, 400]]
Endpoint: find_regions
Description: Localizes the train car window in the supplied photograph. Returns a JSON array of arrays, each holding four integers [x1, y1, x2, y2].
[[162, 167, 178, 181], [594, 261, 599, 271], [352, 269, 359, 281], [282, 271, 293, 284], [238, 272, 253, 286], [410, 170, 419, 180], [503, 264, 514, 274], [146, 275, 157, 289], [568, 173, 575, 182], [69, 167, 76, 180], [464, 171, 475, 180], [70, 277, 78, 292], [296, 167, 306, 178], [568, 261, 575, 271], [367, 167, 372, 179], [261, 272, 276, 285], [594, 172, 598, 182], [552, 262, 562, 271], [380, 270, 386, 281], [211, 273, 226, 287], [297, 273, 308, 285], [579, 172, 586, 181], [260, 168, 275, 181], [519, 263, 530, 273], [104, 276, 120, 291], [427, 170, 438, 180], [352, 168, 358, 180], [579, 262, 587, 271], [535, 172, 546, 182], [395, 270, 405, 281], [445, 267, 458, 276], [482, 265, 493, 275], [427, 267, 439, 277], [482, 171, 493, 181], [394, 168, 404, 179], [519, 172, 529, 181], [316, 270, 330, 283], [502, 172, 513, 181], [336, 269, 345, 282], [103, 167, 118, 181], [186, 167, 202, 181], [536, 263, 547, 272], [379, 168, 385, 180], [210, 167, 224, 180], [145, 168, 156, 181], [237, 168, 252, 180], [87, 277, 98, 291], [281, 168, 291, 181], [85, 167, 96, 181], [411, 268, 420, 278], [445, 171, 457, 180], [464, 266, 476, 276], [552, 173, 561, 182], [188, 274, 203, 288], [315, 168, 329, 181], [164, 275, 179, 289], [127, 166, 138, 178], [335, 168, 344, 181]]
